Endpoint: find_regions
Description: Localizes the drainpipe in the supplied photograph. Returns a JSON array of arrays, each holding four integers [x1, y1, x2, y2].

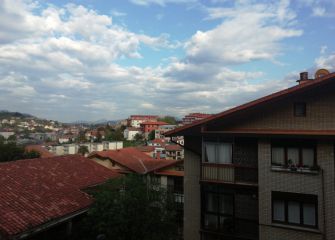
[[321, 169, 327, 240]]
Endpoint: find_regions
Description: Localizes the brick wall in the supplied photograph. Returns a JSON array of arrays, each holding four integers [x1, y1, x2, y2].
[[183, 149, 201, 240], [227, 88, 335, 131], [258, 139, 334, 240]]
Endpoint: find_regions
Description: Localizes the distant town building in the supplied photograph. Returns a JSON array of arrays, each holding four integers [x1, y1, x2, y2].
[[140, 121, 168, 139], [123, 127, 142, 140], [154, 124, 177, 140], [0, 131, 15, 139], [128, 115, 158, 128], [182, 113, 212, 125], [49, 141, 123, 156]]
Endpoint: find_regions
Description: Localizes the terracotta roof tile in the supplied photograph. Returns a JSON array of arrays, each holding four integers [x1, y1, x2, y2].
[[89, 147, 178, 174], [25, 145, 55, 158], [0, 155, 120, 238]]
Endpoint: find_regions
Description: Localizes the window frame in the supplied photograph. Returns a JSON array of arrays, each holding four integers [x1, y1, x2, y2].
[[271, 191, 318, 229], [202, 188, 235, 232], [294, 102, 307, 117], [271, 142, 316, 167], [203, 141, 233, 165]]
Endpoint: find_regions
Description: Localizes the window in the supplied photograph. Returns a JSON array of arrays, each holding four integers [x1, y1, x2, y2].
[[271, 144, 316, 167], [203, 192, 234, 231], [204, 142, 232, 164], [272, 192, 317, 228], [294, 102, 306, 117]]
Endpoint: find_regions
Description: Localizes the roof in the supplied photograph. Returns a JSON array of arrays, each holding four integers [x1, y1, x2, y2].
[[166, 72, 335, 136], [165, 144, 183, 151], [25, 145, 55, 158], [89, 147, 180, 174], [126, 127, 142, 131], [137, 145, 155, 152], [0, 155, 120, 238], [140, 121, 168, 126], [130, 115, 158, 119], [154, 170, 184, 177]]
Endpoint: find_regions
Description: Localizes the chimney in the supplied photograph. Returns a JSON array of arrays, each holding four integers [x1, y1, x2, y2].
[[297, 72, 311, 85]]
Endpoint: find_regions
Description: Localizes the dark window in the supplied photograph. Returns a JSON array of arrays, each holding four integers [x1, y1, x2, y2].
[[272, 192, 317, 228], [203, 192, 234, 231], [271, 142, 316, 167], [294, 102, 306, 117]]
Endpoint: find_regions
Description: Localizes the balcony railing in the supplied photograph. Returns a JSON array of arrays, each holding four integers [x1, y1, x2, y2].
[[201, 218, 258, 240], [201, 163, 258, 185]]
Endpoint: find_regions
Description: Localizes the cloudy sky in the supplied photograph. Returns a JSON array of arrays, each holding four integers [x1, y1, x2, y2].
[[0, 0, 334, 122]]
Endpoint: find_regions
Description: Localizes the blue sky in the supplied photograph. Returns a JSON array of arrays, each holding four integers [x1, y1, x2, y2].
[[0, 0, 334, 122]]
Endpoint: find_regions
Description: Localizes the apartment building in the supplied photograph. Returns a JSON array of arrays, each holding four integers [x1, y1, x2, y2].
[[140, 121, 168, 139], [128, 115, 158, 127], [166, 70, 335, 240], [182, 113, 213, 125]]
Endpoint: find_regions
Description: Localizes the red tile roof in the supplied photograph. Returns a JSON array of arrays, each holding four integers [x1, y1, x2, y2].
[[25, 145, 55, 158], [140, 121, 168, 125], [89, 147, 179, 174], [0, 155, 120, 238], [165, 144, 183, 151], [166, 72, 335, 136], [137, 145, 155, 152]]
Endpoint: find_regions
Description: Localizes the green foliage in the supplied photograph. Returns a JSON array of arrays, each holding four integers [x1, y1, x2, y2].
[[123, 140, 143, 148], [105, 128, 124, 141], [78, 145, 89, 156], [75, 174, 179, 240], [157, 116, 177, 125], [133, 133, 143, 142], [0, 142, 40, 162], [148, 130, 155, 141]]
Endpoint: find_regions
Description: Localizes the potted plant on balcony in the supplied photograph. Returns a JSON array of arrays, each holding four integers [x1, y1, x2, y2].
[[287, 159, 297, 171]]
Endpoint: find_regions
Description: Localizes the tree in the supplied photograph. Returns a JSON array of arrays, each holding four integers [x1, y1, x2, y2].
[[134, 133, 143, 142], [0, 142, 40, 162], [78, 145, 89, 156], [75, 174, 179, 240], [158, 116, 177, 125], [148, 130, 155, 141]]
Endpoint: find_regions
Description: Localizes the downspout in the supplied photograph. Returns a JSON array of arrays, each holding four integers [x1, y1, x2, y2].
[[321, 169, 327, 240]]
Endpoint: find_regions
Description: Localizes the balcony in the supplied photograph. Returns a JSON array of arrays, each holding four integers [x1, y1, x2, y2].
[[201, 163, 258, 186], [201, 218, 259, 240]]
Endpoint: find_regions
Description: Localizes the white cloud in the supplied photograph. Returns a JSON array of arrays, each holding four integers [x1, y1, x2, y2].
[[312, 7, 326, 17], [189, 1, 302, 65], [41, 74, 93, 89], [315, 53, 335, 71], [129, 0, 197, 6]]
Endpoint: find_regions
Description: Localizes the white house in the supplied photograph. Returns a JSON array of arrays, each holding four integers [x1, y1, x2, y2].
[[123, 127, 142, 140]]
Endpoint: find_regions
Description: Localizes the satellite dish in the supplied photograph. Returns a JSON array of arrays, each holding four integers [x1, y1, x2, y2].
[[315, 69, 330, 79]]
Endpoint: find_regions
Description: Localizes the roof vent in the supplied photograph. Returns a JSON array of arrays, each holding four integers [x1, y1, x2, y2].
[[315, 69, 330, 79], [297, 72, 312, 85]]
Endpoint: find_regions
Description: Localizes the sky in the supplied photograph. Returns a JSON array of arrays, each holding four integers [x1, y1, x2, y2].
[[0, 0, 334, 122]]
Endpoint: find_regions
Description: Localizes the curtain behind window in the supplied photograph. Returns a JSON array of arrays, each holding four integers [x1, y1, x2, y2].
[[205, 143, 216, 163], [217, 143, 232, 164]]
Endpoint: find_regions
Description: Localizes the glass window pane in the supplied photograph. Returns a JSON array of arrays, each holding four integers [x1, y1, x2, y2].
[[272, 147, 285, 165], [288, 201, 301, 224], [219, 195, 233, 215], [287, 148, 299, 165], [205, 143, 216, 163], [219, 216, 234, 232], [302, 148, 314, 167], [273, 200, 285, 221], [206, 193, 218, 212], [303, 203, 316, 226], [217, 143, 232, 164], [204, 214, 218, 229]]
